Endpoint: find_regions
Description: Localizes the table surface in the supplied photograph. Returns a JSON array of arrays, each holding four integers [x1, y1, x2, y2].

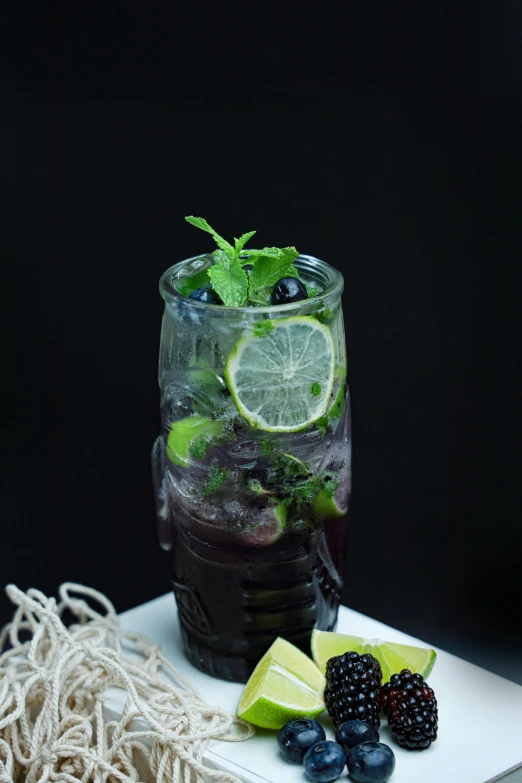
[[118, 594, 522, 783]]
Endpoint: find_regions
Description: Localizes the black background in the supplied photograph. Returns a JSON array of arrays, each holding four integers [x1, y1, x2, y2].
[[3, 4, 521, 681]]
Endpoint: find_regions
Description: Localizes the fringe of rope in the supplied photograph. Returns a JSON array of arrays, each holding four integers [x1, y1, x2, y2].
[[0, 584, 254, 783]]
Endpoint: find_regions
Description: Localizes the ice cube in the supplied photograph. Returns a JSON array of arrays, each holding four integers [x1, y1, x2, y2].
[[174, 256, 212, 281], [223, 500, 244, 521]]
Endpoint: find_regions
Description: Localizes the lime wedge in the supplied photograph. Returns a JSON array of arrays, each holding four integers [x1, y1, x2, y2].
[[311, 630, 437, 684], [312, 490, 344, 520], [237, 637, 325, 729], [166, 415, 224, 466], [239, 504, 287, 547], [329, 365, 347, 420], [225, 316, 335, 432]]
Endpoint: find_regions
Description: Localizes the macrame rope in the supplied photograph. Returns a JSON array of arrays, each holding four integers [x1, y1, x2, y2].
[[0, 584, 254, 783]]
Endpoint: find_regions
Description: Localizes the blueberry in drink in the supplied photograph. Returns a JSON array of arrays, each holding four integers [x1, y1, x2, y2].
[[271, 276, 308, 304], [152, 217, 351, 682]]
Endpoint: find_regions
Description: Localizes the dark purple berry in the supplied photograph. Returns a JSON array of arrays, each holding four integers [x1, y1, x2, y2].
[[335, 720, 379, 752], [303, 741, 346, 782], [277, 718, 326, 763], [324, 652, 382, 729], [380, 669, 438, 750], [188, 284, 222, 304], [346, 741, 395, 783], [271, 277, 308, 305]]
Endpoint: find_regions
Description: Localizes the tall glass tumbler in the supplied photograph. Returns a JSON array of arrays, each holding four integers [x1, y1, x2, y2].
[[152, 254, 351, 682]]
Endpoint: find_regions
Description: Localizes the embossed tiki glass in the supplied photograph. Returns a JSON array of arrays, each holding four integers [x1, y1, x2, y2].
[[152, 254, 351, 682]]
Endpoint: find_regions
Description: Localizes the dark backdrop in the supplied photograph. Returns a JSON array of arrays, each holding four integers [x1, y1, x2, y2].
[[3, 3, 521, 682]]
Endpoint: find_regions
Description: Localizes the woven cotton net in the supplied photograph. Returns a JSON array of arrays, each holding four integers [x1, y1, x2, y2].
[[0, 584, 254, 783]]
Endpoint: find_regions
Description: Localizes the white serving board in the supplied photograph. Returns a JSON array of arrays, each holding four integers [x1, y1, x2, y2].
[[119, 595, 522, 783]]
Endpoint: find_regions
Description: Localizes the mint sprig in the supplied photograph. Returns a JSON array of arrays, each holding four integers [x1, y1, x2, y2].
[[185, 216, 236, 255], [203, 463, 228, 495], [208, 261, 249, 308], [184, 216, 300, 306], [246, 248, 299, 305]]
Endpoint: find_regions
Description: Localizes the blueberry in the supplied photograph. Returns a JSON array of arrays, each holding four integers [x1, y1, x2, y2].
[[271, 277, 308, 305], [188, 284, 222, 304], [336, 720, 379, 752], [277, 719, 326, 763], [303, 741, 346, 782], [346, 742, 395, 783]]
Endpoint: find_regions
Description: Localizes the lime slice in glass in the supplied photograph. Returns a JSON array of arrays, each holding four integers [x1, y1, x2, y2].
[[238, 504, 287, 547], [225, 316, 335, 432], [312, 490, 344, 520], [166, 415, 224, 466], [311, 630, 437, 683], [237, 637, 325, 729]]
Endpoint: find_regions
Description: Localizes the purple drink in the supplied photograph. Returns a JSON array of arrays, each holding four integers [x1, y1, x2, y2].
[[153, 249, 350, 682]]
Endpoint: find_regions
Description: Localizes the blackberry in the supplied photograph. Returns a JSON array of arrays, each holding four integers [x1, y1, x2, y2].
[[380, 669, 438, 750], [324, 651, 382, 729]]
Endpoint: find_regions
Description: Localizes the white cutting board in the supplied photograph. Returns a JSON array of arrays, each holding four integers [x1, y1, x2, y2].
[[118, 594, 522, 783]]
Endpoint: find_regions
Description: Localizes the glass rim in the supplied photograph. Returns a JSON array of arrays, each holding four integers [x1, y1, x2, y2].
[[159, 253, 344, 314]]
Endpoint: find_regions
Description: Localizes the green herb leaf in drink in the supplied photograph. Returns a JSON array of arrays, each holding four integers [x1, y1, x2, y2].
[[247, 249, 299, 305], [208, 261, 249, 308], [185, 216, 236, 255], [188, 437, 209, 459], [306, 284, 321, 298], [235, 231, 257, 254], [185, 216, 252, 306], [203, 464, 228, 494], [184, 217, 303, 307], [253, 320, 274, 338]]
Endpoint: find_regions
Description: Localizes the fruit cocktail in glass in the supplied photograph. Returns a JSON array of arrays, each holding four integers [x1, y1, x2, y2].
[[152, 217, 351, 683]]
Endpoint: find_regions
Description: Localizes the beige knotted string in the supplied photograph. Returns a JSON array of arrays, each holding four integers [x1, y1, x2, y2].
[[0, 584, 255, 783]]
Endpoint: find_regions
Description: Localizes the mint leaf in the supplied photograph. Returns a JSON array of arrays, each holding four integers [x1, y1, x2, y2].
[[208, 263, 248, 307], [323, 475, 340, 497], [253, 320, 274, 338], [249, 479, 265, 494], [247, 246, 299, 266], [235, 231, 256, 254], [246, 246, 283, 260], [311, 382, 321, 397], [248, 287, 272, 306], [276, 247, 300, 266], [247, 247, 300, 305], [184, 217, 301, 308], [185, 216, 234, 255], [306, 284, 321, 298], [260, 438, 273, 456], [314, 307, 334, 325], [203, 464, 228, 494], [291, 479, 317, 503], [188, 437, 208, 459], [249, 257, 298, 291]]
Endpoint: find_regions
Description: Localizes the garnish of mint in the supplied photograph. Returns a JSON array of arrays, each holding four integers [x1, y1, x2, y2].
[[184, 216, 300, 307], [253, 320, 274, 338], [203, 463, 228, 495], [257, 442, 340, 507]]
